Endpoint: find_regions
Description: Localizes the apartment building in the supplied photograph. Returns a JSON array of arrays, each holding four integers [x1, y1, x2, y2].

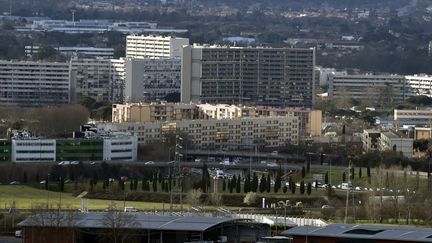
[[70, 58, 111, 101], [0, 60, 70, 106], [378, 131, 413, 158], [181, 45, 315, 107], [126, 35, 189, 59], [25, 45, 115, 59], [103, 135, 138, 161], [362, 129, 381, 152], [405, 74, 432, 97], [329, 74, 407, 104], [109, 58, 126, 103], [98, 116, 300, 149], [124, 58, 181, 102], [394, 109, 432, 126]]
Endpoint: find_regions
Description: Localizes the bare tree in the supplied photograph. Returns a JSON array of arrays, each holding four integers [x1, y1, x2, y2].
[[100, 202, 138, 243]]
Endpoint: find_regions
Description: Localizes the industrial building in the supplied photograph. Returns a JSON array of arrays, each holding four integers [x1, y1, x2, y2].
[[181, 45, 315, 107], [282, 224, 432, 243], [18, 212, 270, 243]]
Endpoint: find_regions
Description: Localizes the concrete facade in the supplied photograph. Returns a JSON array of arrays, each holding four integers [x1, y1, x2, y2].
[[126, 35, 189, 59], [0, 60, 70, 106], [362, 129, 381, 152], [124, 58, 181, 102], [378, 131, 413, 158], [181, 45, 315, 107]]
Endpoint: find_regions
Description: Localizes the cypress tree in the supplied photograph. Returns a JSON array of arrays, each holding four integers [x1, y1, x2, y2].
[[251, 173, 258, 192], [266, 174, 271, 193], [236, 176, 241, 193], [342, 172, 346, 182], [222, 179, 226, 192], [229, 178, 234, 193], [259, 174, 266, 193], [283, 185, 288, 193], [367, 166, 371, 177], [301, 166, 306, 178], [325, 172, 329, 185], [244, 175, 250, 193], [300, 181, 305, 195], [359, 167, 362, 178], [291, 182, 296, 194], [307, 182, 312, 195]]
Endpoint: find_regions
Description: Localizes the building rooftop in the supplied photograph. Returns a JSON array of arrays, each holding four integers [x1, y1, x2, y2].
[[18, 212, 246, 232], [282, 224, 432, 242]]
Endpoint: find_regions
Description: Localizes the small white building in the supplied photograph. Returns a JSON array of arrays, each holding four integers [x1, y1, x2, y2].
[[11, 139, 56, 163], [378, 131, 413, 158], [103, 135, 138, 161]]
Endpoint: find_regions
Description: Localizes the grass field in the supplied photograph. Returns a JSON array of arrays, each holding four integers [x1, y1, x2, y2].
[[0, 185, 170, 211]]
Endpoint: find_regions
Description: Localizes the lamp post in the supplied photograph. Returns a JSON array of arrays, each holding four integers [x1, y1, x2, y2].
[[175, 135, 184, 213]]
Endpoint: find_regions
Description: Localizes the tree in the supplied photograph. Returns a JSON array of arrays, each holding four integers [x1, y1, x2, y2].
[[301, 166, 306, 178], [315, 179, 318, 190], [291, 182, 296, 194], [266, 174, 271, 193], [283, 185, 288, 193], [251, 173, 258, 192], [259, 174, 266, 193], [243, 192, 257, 206], [33, 45, 58, 61], [236, 176, 241, 193], [244, 175, 250, 193], [222, 179, 226, 192], [324, 172, 329, 185], [201, 164, 211, 193], [307, 182, 312, 195], [152, 176, 157, 192], [300, 181, 305, 195], [367, 166, 371, 177], [350, 167, 355, 180], [101, 202, 138, 243], [274, 168, 282, 193], [359, 167, 362, 178], [306, 161, 310, 173], [342, 172, 346, 182]]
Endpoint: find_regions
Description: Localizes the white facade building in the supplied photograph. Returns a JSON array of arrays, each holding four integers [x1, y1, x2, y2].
[[329, 74, 407, 104], [25, 45, 115, 59], [378, 131, 413, 158], [394, 109, 432, 126], [103, 135, 138, 161], [124, 58, 181, 102], [0, 60, 70, 106], [11, 139, 56, 162], [109, 58, 126, 103], [126, 35, 189, 59], [405, 74, 432, 97]]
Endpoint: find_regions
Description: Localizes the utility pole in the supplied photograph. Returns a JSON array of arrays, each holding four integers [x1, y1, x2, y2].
[[344, 161, 351, 224]]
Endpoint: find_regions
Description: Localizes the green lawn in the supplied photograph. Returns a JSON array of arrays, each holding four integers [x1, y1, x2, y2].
[[0, 185, 171, 211]]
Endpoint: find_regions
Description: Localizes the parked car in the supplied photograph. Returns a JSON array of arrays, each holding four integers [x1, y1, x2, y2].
[[145, 161, 155, 165], [15, 230, 23, 238]]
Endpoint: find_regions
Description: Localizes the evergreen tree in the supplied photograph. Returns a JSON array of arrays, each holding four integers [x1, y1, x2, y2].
[[274, 167, 282, 193], [45, 176, 49, 190], [158, 171, 163, 184], [201, 164, 211, 193], [236, 176, 241, 193], [291, 182, 296, 194], [315, 179, 318, 190], [119, 179, 125, 191], [342, 172, 346, 182], [23, 172, 27, 183], [244, 175, 250, 193], [367, 166, 371, 177], [102, 180, 107, 190], [325, 172, 329, 185], [350, 167, 355, 180], [283, 185, 288, 193], [229, 179, 234, 193], [129, 180, 133, 191], [168, 171, 172, 192], [307, 182, 312, 195], [288, 176, 293, 191], [359, 167, 362, 178], [300, 181, 305, 195], [266, 174, 271, 193], [222, 179, 226, 192], [58, 176, 64, 192], [301, 166, 306, 178], [259, 174, 266, 193], [251, 173, 258, 192], [142, 177, 146, 191], [152, 174, 157, 192]]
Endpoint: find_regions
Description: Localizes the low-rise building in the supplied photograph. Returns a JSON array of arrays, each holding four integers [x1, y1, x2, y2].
[[98, 116, 300, 149], [111, 102, 322, 138], [11, 138, 57, 163], [103, 135, 138, 161], [362, 129, 381, 152], [378, 131, 413, 158], [394, 109, 432, 126], [25, 45, 115, 59], [414, 127, 432, 140]]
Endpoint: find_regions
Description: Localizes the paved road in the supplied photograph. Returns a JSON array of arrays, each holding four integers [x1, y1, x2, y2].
[[0, 236, 21, 243]]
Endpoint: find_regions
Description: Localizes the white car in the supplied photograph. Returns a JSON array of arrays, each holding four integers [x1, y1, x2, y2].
[[267, 162, 278, 167], [145, 161, 155, 165]]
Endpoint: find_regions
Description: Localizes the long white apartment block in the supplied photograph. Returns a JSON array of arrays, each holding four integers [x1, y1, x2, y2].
[[70, 58, 112, 101], [97, 116, 300, 149], [405, 74, 432, 97], [126, 35, 189, 59], [25, 45, 115, 59], [0, 60, 70, 106], [329, 74, 407, 103], [125, 58, 181, 102]]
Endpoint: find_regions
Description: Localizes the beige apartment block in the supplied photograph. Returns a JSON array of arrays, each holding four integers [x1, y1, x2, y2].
[[98, 116, 300, 149]]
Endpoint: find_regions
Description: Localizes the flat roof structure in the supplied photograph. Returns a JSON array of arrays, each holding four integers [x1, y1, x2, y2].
[[282, 224, 432, 242]]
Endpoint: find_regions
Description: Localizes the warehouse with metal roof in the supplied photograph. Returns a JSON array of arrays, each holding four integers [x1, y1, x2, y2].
[[18, 212, 270, 243], [282, 224, 432, 243]]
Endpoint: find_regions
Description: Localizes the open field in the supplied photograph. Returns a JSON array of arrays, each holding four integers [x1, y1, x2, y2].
[[0, 185, 170, 211]]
